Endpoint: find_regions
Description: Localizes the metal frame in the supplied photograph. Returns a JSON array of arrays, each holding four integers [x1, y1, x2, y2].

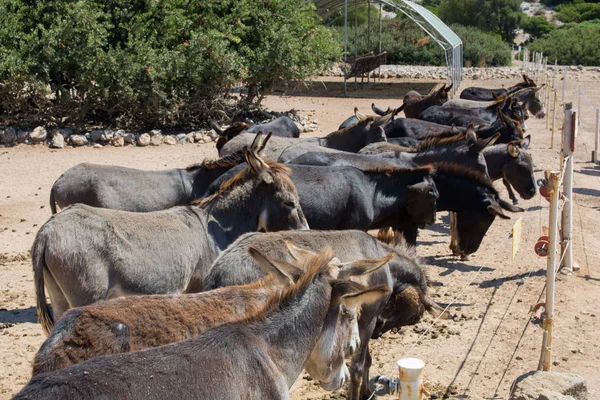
[[314, 0, 463, 96]]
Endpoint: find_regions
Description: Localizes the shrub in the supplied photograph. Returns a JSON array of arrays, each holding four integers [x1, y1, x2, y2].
[[0, 0, 340, 128], [528, 20, 600, 65], [333, 19, 511, 67], [521, 15, 556, 39], [556, 2, 600, 23]]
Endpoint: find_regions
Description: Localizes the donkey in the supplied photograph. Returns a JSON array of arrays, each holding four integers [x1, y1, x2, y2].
[[219, 110, 397, 159], [15, 247, 390, 400], [445, 86, 546, 119], [32, 134, 309, 335], [403, 83, 453, 118], [483, 135, 536, 204], [203, 229, 449, 400], [211, 115, 300, 152], [49, 155, 242, 213], [32, 244, 392, 389], [460, 74, 536, 101], [419, 96, 526, 129], [205, 162, 439, 234]]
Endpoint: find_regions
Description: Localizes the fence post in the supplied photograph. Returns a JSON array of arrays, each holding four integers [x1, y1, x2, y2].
[[593, 109, 599, 163], [538, 170, 561, 372], [551, 90, 558, 148], [562, 68, 567, 106], [577, 84, 582, 135], [561, 103, 575, 273]]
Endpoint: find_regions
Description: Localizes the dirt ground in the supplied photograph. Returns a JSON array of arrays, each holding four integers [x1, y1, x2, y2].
[[1, 73, 599, 399]]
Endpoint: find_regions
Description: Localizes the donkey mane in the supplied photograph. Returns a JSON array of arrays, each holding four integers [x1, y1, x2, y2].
[[374, 228, 429, 286], [192, 160, 292, 208], [417, 133, 466, 150], [364, 164, 436, 177], [511, 87, 537, 98], [434, 162, 496, 192], [185, 154, 243, 171], [325, 117, 375, 137], [243, 248, 339, 323]]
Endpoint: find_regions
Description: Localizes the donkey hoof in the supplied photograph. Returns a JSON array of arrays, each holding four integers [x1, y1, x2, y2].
[[460, 254, 470, 261], [512, 199, 519, 205]]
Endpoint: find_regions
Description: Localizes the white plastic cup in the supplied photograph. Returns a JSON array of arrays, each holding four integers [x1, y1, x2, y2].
[[396, 358, 425, 400]]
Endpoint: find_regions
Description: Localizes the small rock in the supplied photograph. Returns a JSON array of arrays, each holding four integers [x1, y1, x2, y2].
[[99, 130, 114, 142], [93, 143, 103, 148], [30, 126, 48, 143], [58, 128, 73, 139], [203, 135, 214, 143], [17, 130, 30, 144], [90, 129, 104, 142], [413, 326, 425, 334], [509, 371, 587, 400], [149, 129, 162, 137], [176, 133, 190, 144], [553, 361, 560, 366], [50, 132, 64, 149], [516, 356, 523, 361], [186, 132, 195, 142], [163, 136, 177, 145], [137, 133, 151, 147], [577, 65, 584, 71], [0, 127, 17, 145], [303, 124, 318, 133], [192, 132, 206, 143], [69, 135, 88, 147], [150, 134, 163, 146], [111, 135, 124, 147], [122, 132, 136, 145]]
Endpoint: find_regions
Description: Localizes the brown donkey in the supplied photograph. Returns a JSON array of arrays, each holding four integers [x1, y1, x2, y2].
[[16, 247, 390, 400], [403, 83, 453, 118]]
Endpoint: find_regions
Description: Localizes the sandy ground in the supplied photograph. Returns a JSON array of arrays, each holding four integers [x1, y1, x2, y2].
[[1, 73, 599, 399]]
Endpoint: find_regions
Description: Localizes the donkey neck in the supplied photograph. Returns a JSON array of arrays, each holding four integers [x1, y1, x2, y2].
[[433, 172, 490, 212], [320, 121, 371, 152], [249, 281, 331, 388], [187, 166, 236, 199], [369, 173, 415, 223], [482, 145, 511, 181]]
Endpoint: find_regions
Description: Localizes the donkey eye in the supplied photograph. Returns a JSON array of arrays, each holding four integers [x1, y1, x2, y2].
[[284, 201, 295, 209]]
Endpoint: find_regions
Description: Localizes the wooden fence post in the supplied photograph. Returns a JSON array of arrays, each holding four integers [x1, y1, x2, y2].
[[561, 103, 575, 273], [593, 109, 599, 163]]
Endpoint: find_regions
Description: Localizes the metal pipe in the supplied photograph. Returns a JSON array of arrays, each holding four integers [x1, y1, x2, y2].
[[538, 170, 561, 371], [354, 0, 358, 90], [561, 103, 575, 272], [344, 0, 348, 97], [378, 2, 382, 83], [551, 89, 557, 149]]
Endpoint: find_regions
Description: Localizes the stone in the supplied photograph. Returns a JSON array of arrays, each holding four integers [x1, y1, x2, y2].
[[90, 129, 104, 142], [99, 130, 114, 142], [203, 134, 214, 143], [186, 133, 195, 143], [69, 135, 88, 147], [192, 131, 206, 143], [93, 143, 103, 148], [59, 128, 73, 140], [150, 134, 163, 146], [577, 65, 584, 71], [176, 133, 190, 144], [17, 130, 30, 144], [510, 371, 587, 400], [149, 129, 162, 137], [303, 124, 318, 133], [30, 126, 48, 143], [50, 132, 64, 149], [163, 135, 177, 145], [122, 132, 136, 145], [111, 135, 124, 147], [137, 133, 151, 147], [0, 127, 17, 145]]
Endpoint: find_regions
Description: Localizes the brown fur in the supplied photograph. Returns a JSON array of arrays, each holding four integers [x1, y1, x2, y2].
[[364, 164, 436, 177], [185, 154, 243, 171], [32, 276, 280, 375], [193, 160, 293, 208], [244, 247, 336, 323], [417, 132, 466, 150], [325, 116, 375, 137]]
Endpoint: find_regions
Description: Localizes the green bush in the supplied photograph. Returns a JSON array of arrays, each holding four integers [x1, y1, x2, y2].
[[0, 0, 340, 128], [556, 2, 600, 23], [528, 20, 600, 65], [333, 19, 511, 67], [520, 15, 555, 39]]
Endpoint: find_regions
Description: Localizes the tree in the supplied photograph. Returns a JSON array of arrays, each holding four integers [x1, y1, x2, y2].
[[528, 20, 600, 66], [439, 0, 523, 42], [521, 15, 555, 39]]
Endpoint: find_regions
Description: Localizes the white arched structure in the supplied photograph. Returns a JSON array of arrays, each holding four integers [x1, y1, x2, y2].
[[314, 0, 462, 96]]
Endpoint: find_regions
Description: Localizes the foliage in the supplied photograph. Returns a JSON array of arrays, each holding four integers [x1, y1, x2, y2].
[[325, 4, 381, 27], [438, 0, 523, 42], [0, 0, 340, 128], [556, 2, 600, 23], [528, 20, 600, 65], [421, 0, 441, 15], [520, 15, 556, 39], [333, 18, 511, 67]]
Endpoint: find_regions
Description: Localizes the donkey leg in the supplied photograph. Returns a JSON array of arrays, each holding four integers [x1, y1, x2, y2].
[[449, 212, 461, 256], [503, 178, 519, 205], [348, 316, 378, 400], [43, 269, 71, 322]]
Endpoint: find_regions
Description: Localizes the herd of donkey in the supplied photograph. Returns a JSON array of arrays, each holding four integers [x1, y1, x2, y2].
[[12, 74, 544, 399]]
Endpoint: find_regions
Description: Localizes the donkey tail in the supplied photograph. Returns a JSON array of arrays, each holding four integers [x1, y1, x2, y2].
[[49, 187, 57, 214], [32, 232, 54, 335]]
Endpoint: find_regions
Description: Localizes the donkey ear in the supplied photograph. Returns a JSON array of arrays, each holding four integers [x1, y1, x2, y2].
[[337, 253, 394, 280], [507, 142, 520, 158], [284, 241, 317, 261], [209, 119, 225, 136], [487, 203, 510, 219], [445, 83, 453, 92], [499, 198, 524, 213], [248, 247, 302, 284], [465, 124, 477, 144], [474, 132, 500, 152], [355, 107, 367, 120], [521, 135, 531, 149], [245, 148, 274, 184], [371, 103, 386, 116], [492, 92, 500, 101], [340, 285, 391, 309]]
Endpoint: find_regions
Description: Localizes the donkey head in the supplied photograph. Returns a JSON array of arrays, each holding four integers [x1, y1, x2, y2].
[[496, 109, 525, 143], [503, 96, 527, 131], [520, 86, 546, 119], [436, 83, 453, 103], [503, 135, 536, 200], [282, 242, 392, 391], [403, 166, 439, 228]]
